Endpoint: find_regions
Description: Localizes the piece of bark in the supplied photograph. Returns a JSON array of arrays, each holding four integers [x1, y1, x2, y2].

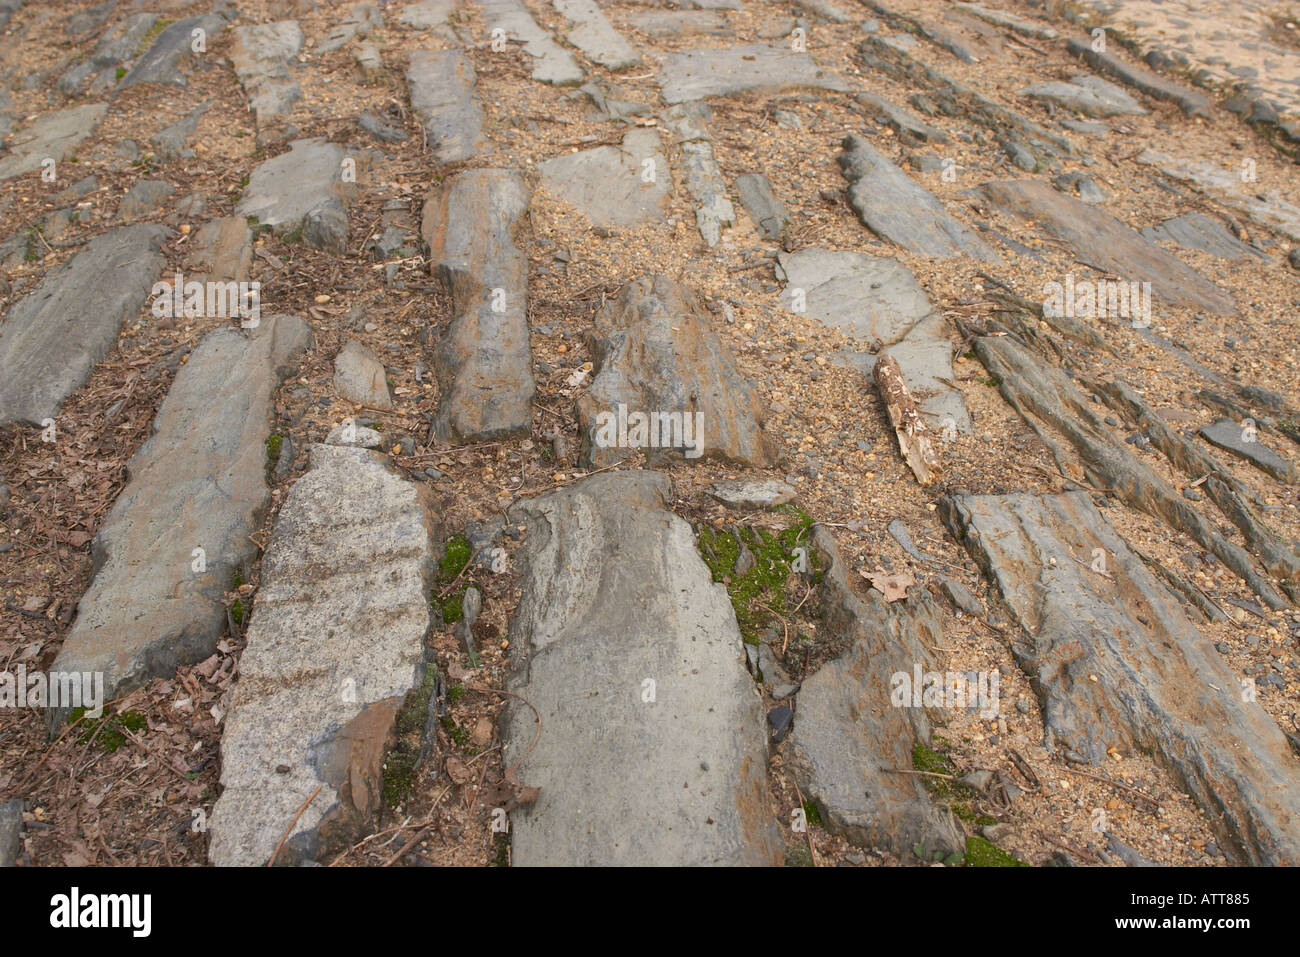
[[873, 352, 941, 485]]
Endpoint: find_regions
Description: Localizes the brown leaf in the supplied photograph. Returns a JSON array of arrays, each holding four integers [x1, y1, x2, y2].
[[863, 570, 914, 602], [445, 755, 473, 785]]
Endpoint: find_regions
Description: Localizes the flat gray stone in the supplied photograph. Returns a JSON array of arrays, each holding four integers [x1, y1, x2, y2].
[[119, 15, 228, 89], [734, 173, 790, 241], [941, 577, 983, 617], [504, 471, 783, 866], [1200, 419, 1297, 484], [326, 422, 383, 448], [839, 134, 998, 261], [538, 128, 668, 228], [941, 491, 1300, 865], [795, 0, 851, 22], [236, 139, 355, 241], [856, 91, 947, 145], [577, 275, 779, 467], [189, 215, 253, 283], [775, 248, 935, 343], [1022, 75, 1147, 118], [625, 9, 732, 37], [0, 225, 169, 426], [662, 103, 733, 246], [231, 21, 304, 133], [1140, 212, 1268, 261], [659, 43, 851, 104], [707, 478, 797, 508], [407, 50, 488, 164], [209, 443, 435, 866], [1067, 38, 1211, 118], [554, 0, 640, 70], [0, 800, 21, 867], [978, 178, 1235, 314], [59, 12, 157, 92], [422, 169, 535, 441], [477, 0, 584, 85], [1137, 150, 1300, 243], [0, 104, 107, 180], [955, 2, 1056, 39], [334, 339, 392, 409], [317, 3, 383, 53], [150, 102, 209, 162], [119, 179, 174, 219], [398, 0, 456, 28], [787, 527, 964, 857], [51, 315, 310, 726]]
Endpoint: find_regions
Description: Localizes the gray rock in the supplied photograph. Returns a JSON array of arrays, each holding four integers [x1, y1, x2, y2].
[[119, 15, 228, 89], [119, 179, 174, 219], [978, 179, 1234, 314], [398, 0, 455, 28], [189, 215, 253, 283], [477, 0, 584, 85], [706, 478, 796, 508], [625, 9, 732, 37], [334, 340, 392, 409], [538, 128, 668, 228], [1138, 150, 1300, 244], [1067, 38, 1210, 118], [768, 704, 793, 742], [787, 527, 964, 857], [1199, 419, 1297, 484], [839, 134, 998, 261], [554, 0, 640, 70], [941, 578, 983, 617], [59, 13, 157, 92], [941, 490, 1300, 865], [209, 443, 435, 865], [150, 102, 209, 162], [1140, 213, 1267, 261], [1002, 140, 1037, 172], [0, 800, 21, 867], [856, 91, 947, 145], [734, 173, 790, 241], [406, 50, 488, 164], [51, 316, 310, 726], [1021, 75, 1147, 118], [0, 225, 169, 426], [316, 3, 382, 53], [954, 2, 1056, 39], [503, 471, 783, 865], [230, 21, 304, 135], [959, 770, 993, 791], [1107, 834, 1158, 867], [358, 111, 407, 143], [302, 197, 349, 253], [421, 169, 535, 441], [887, 518, 924, 562], [326, 422, 383, 448], [577, 275, 779, 468], [1052, 171, 1107, 205], [795, 0, 851, 22], [775, 248, 934, 343], [237, 139, 355, 239], [662, 103, 733, 246], [455, 585, 482, 656], [0, 104, 107, 181], [658, 43, 851, 104]]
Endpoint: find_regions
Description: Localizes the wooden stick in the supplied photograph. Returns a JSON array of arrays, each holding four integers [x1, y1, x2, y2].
[[268, 785, 322, 867], [872, 353, 942, 486]]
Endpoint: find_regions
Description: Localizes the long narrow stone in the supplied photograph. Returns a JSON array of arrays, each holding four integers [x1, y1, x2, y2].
[[230, 21, 304, 138], [475, 0, 584, 85], [209, 443, 436, 866], [119, 14, 228, 89], [941, 491, 1300, 865], [0, 104, 107, 180], [659, 43, 851, 104], [421, 169, 535, 441], [1137, 150, 1300, 243], [406, 50, 488, 164], [1067, 38, 1211, 118], [0, 225, 169, 426], [662, 102, 734, 246], [50, 315, 311, 726], [554, 0, 640, 70], [503, 471, 783, 866]]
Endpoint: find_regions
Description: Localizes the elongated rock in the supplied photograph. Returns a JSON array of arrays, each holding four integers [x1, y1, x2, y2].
[[554, 0, 640, 70], [119, 15, 228, 89], [50, 315, 310, 726], [663, 103, 733, 247], [421, 169, 535, 440], [236, 139, 356, 245], [476, 0, 584, 85], [577, 275, 779, 467], [230, 21, 304, 135], [658, 43, 851, 104], [406, 50, 487, 163], [503, 471, 782, 866], [788, 526, 964, 858], [209, 443, 436, 866], [1067, 38, 1211, 118], [0, 225, 169, 426], [978, 179, 1234, 314], [1137, 150, 1300, 243], [839, 134, 998, 261], [0, 104, 107, 180], [941, 491, 1300, 865]]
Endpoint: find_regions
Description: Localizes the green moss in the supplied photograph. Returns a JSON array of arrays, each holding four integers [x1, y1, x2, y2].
[[952, 802, 975, 823], [695, 507, 820, 644], [802, 799, 822, 827], [230, 599, 246, 626], [492, 831, 510, 867], [137, 19, 175, 55], [964, 835, 1028, 867], [785, 844, 814, 867], [447, 684, 466, 704], [73, 708, 147, 753], [383, 665, 438, 808], [115, 66, 127, 81], [435, 536, 472, 624]]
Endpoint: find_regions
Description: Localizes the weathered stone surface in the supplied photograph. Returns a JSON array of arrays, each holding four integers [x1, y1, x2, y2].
[[119, 179, 174, 219], [839, 134, 998, 261], [1067, 38, 1211, 118], [0, 104, 107, 180], [856, 91, 947, 145], [0, 226, 169, 426], [658, 43, 851, 104], [151, 102, 209, 162], [477, 0, 584, 85], [334, 339, 393, 409], [941, 491, 1300, 865], [554, 0, 640, 70], [120, 15, 228, 89], [398, 0, 456, 28], [734, 173, 790, 240], [625, 9, 732, 37], [1137, 150, 1300, 243], [954, 3, 1056, 39], [59, 13, 157, 93], [231, 21, 304, 134], [794, 0, 850, 23], [0, 800, 21, 867], [503, 470, 782, 866], [1139, 213, 1266, 261], [537, 128, 668, 228], [941, 577, 983, 617], [236, 139, 355, 243], [578, 276, 779, 467], [663, 103, 733, 246], [407, 50, 487, 164], [788, 526, 964, 858], [209, 443, 435, 866], [326, 422, 384, 448], [317, 3, 383, 53], [51, 316, 310, 725], [190, 215, 253, 283], [1022, 75, 1147, 117], [707, 478, 796, 508], [775, 248, 933, 343], [421, 169, 535, 440], [978, 179, 1234, 313], [1200, 419, 1297, 483]]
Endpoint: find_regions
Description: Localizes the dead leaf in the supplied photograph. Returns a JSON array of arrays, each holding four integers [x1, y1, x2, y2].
[[445, 755, 473, 785], [863, 570, 914, 602]]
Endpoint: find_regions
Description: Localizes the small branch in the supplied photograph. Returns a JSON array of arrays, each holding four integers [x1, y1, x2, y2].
[[268, 784, 322, 867], [873, 353, 942, 486]]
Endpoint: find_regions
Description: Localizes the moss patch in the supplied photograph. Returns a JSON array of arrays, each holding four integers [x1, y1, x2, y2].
[[964, 835, 1028, 867], [382, 665, 438, 809], [73, 708, 147, 753], [435, 535, 472, 624]]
